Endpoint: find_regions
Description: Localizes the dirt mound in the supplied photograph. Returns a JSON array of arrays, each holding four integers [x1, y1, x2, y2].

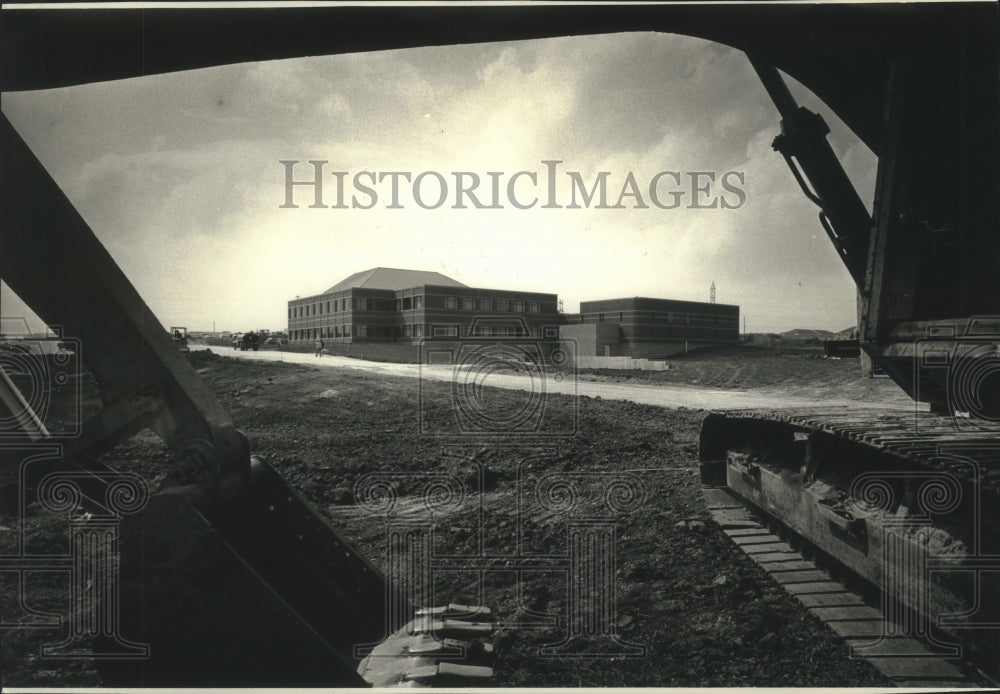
[[2, 354, 891, 688], [185, 348, 222, 367]]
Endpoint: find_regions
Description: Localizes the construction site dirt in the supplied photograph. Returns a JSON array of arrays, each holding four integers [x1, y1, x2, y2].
[[1, 347, 907, 687]]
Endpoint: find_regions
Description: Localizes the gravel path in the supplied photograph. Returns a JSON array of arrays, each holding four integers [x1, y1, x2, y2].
[[196, 344, 917, 412]]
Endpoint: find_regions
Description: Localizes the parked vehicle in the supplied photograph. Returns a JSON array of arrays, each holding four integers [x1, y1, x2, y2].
[[170, 327, 189, 352], [236, 331, 259, 351]]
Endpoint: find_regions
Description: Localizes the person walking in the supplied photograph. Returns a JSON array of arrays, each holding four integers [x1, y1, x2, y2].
[[315, 338, 325, 357]]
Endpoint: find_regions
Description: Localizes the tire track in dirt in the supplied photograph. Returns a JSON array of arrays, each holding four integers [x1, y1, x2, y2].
[[193, 345, 916, 413]]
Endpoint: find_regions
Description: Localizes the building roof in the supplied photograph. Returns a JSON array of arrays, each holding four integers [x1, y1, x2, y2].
[[324, 267, 467, 294], [581, 296, 739, 310]]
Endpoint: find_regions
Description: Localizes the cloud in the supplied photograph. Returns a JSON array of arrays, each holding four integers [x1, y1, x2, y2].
[[1, 32, 874, 334]]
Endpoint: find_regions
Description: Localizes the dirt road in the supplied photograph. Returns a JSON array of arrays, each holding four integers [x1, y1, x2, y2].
[[198, 344, 918, 412], [2, 351, 896, 688]]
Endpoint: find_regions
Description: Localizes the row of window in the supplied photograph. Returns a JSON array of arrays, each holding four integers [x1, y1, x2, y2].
[[290, 295, 546, 319], [290, 325, 394, 340], [290, 296, 426, 319], [594, 311, 738, 326], [442, 297, 541, 313], [434, 324, 556, 338], [290, 324, 557, 341]]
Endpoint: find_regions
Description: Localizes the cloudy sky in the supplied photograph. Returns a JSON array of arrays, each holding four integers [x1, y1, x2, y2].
[[1, 29, 876, 335]]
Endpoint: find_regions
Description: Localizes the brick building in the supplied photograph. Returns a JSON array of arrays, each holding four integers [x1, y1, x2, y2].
[[287, 268, 561, 343], [560, 297, 739, 359]]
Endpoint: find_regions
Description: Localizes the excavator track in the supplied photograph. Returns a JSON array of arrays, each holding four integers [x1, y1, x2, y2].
[[703, 486, 983, 687], [700, 407, 1000, 685]]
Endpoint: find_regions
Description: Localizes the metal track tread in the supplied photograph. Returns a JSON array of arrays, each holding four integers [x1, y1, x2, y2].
[[708, 407, 1000, 492], [702, 486, 979, 688]]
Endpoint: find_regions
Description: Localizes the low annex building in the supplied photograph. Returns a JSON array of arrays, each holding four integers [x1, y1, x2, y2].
[[560, 297, 740, 359], [287, 267, 561, 343]]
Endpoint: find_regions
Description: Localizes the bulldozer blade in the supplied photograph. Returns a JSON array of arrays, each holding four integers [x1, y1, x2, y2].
[[97, 458, 411, 687]]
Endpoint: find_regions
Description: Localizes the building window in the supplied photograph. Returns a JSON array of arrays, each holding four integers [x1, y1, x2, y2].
[[529, 301, 540, 313], [344, 324, 352, 337], [444, 297, 458, 310], [497, 300, 510, 312], [477, 298, 492, 311], [414, 324, 423, 338], [461, 298, 474, 310], [544, 326, 558, 339], [433, 325, 459, 337], [414, 296, 423, 310], [356, 325, 367, 337], [402, 297, 413, 310], [514, 301, 525, 313]]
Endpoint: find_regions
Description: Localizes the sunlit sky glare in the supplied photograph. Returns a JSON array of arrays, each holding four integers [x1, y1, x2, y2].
[[1, 31, 876, 335]]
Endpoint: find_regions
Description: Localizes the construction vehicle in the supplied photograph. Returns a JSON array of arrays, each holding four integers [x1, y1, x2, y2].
[[170, 326, 190, 352], [1, 1, 997, 687], [235, 330, 259, 351], [696, 13, 1000, 683]]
